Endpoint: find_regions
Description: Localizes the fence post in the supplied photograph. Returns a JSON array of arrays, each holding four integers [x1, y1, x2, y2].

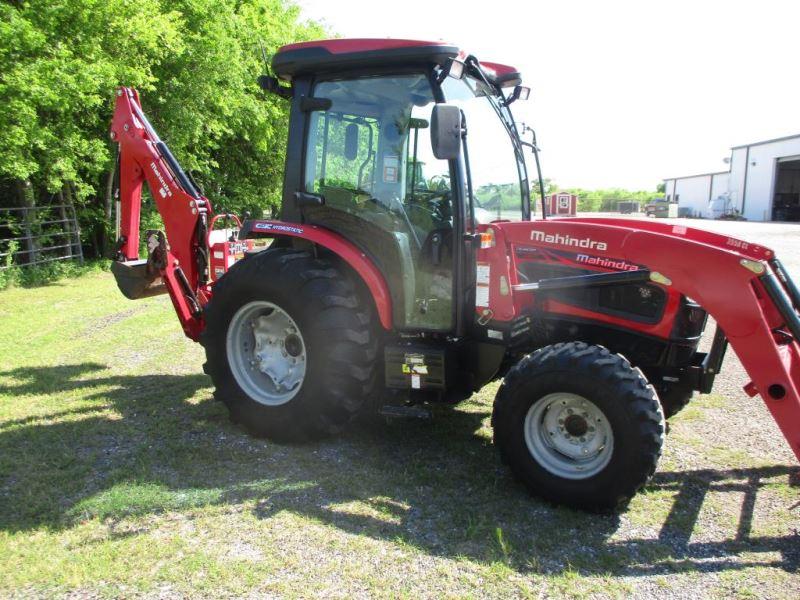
[[58, 189, 72, 259], [16, 180, 37, 265], [70, 204, 84, 265]]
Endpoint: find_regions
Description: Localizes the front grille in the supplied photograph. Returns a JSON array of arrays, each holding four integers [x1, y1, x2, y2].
[[598, 284, 666, 320]]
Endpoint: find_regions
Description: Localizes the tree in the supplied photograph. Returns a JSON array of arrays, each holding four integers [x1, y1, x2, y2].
[[0, 0, 324, 254]]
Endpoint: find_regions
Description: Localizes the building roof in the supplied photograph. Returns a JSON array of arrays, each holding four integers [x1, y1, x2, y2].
[[731, 133, 800, 150], [663, 171, 729, 182], [665, 133, 800, 183]]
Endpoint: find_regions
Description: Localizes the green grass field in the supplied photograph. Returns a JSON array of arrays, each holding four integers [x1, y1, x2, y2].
[[0, 272, 798, 598]]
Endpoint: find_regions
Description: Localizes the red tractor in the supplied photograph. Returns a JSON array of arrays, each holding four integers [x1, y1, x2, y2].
[[109, 39, 800, 511]]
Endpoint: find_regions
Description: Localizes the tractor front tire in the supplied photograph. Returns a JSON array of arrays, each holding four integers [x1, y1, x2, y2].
[[492, 342, 665, 511], [202, 248, 378, 442]]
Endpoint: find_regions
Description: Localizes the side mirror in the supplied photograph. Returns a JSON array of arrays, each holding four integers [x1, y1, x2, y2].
[[344, 123, 359, 161], [430, 104, 462, 160]]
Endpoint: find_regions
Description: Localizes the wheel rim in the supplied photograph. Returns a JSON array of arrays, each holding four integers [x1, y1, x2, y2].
[[523, 393, 614, 480], [225, 300, 307, 406]]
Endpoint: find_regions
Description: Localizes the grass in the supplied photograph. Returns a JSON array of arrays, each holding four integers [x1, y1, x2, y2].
[[0, 256, 109, 291], [0, 271, 798, 598]]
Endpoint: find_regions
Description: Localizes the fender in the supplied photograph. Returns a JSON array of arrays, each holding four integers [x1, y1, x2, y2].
[[241, 219, 393, 330]]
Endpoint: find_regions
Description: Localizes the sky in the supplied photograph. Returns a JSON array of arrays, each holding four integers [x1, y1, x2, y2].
[[295, 0, 799, 191]]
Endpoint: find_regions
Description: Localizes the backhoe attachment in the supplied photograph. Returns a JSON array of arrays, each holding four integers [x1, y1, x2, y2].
[[109, 87, 212, 340]]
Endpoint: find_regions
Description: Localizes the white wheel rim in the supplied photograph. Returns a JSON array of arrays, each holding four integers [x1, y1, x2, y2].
[[225, 300, 307, 406], [523, 392, 614, 480]]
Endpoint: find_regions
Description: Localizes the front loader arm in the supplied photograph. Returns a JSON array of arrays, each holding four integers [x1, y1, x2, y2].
[[110, 87, 212, 340], [623, 229, 800, 461], [486, 220, 800, 462]]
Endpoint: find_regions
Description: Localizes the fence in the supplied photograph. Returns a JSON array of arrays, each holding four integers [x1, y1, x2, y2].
[[0, 205, 84, 269]]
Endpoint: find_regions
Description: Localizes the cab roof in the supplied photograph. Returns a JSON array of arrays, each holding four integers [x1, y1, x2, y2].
[[272, 38, 521, 87]]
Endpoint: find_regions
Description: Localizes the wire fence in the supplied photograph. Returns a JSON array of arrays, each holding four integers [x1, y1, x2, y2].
[[0, 205, 83, 269]]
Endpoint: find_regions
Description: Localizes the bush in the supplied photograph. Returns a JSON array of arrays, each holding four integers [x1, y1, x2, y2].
[[0, 250, 107, 291], [0, 240, 19, 290]]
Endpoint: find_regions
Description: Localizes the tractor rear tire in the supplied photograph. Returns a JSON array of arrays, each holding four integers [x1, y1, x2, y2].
[[201, 248, 378, 442], [492, 342, 665, 511]]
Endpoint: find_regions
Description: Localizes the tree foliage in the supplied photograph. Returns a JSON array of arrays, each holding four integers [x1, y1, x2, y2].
[[0, 0, 323, 253]]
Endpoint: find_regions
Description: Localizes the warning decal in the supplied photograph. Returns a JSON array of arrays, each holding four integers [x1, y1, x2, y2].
[[383, 155, 399, 183]]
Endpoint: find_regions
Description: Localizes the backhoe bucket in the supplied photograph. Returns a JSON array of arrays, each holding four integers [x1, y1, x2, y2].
[[110, 259, 166, 300]]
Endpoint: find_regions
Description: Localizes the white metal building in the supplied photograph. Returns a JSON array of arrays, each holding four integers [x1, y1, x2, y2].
[[663, 171, 729, 218], [664, 133, 800, 221]]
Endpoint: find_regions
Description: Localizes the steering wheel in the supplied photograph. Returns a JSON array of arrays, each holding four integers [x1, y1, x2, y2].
[[407, 189, 452, 226]]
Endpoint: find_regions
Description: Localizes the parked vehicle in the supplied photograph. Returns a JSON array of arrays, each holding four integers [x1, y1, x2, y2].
[[108, 39, 800, 511], [645, 199, 677, 218]]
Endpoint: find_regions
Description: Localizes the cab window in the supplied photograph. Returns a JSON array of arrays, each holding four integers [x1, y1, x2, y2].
[[303, 75, 455, 330]]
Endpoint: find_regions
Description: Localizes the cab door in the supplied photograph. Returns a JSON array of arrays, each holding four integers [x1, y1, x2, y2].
[[302, 74, 458, 331]]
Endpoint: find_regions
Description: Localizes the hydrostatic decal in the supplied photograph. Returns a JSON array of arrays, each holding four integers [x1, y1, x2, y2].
[[253, 222, 304, 234]]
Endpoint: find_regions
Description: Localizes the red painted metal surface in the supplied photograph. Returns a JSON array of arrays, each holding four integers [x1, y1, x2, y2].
[[566, 216, 775, 261], [477, 218, 800, 461], [278, 38, 454, 54], [274, 39, 522, 87], [480, 61, 518, 77], [110, 87, 209, 340], [207, 215, 254, 284], [243, 220, 394, 331], [480, 61, 522, 86]]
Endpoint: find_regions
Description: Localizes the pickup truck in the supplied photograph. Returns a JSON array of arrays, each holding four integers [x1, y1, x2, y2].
[[645, 200, 678, 218]]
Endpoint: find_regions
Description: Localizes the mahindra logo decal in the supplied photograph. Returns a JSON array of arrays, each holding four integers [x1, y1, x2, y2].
[[150, 162, 173, 198], [530, 230, 608, 251], [576, 254, 638, 271]]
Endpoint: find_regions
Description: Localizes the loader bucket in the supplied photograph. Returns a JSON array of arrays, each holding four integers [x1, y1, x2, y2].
[[110, 259, 166, 300]]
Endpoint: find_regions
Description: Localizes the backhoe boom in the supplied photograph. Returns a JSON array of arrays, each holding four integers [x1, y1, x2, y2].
[[110, 87, 211, 340]]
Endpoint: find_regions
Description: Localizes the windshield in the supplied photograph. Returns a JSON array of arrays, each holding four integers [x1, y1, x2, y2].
[[441, 75, 530, 223]]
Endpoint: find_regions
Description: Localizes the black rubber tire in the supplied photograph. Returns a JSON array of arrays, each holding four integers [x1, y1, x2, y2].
[[492, 342, 665, 511], [201, 248, 378, 442]]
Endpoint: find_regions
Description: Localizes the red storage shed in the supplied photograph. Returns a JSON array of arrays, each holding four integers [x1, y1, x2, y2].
[[546, 193, 578, 216]]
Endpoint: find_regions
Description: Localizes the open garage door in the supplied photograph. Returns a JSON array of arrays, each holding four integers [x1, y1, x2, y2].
[[773, 157, 800, 221]]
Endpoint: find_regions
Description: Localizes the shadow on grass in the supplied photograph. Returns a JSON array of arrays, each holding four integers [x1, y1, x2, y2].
[[0, 362, 797, 577]]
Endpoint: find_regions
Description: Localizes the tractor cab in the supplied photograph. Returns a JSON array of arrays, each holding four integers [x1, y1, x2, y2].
[[264, 39, 534, 332]]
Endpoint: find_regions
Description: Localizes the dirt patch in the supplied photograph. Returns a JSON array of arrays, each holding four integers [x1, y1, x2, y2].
[[81, 306, 146, 337]]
